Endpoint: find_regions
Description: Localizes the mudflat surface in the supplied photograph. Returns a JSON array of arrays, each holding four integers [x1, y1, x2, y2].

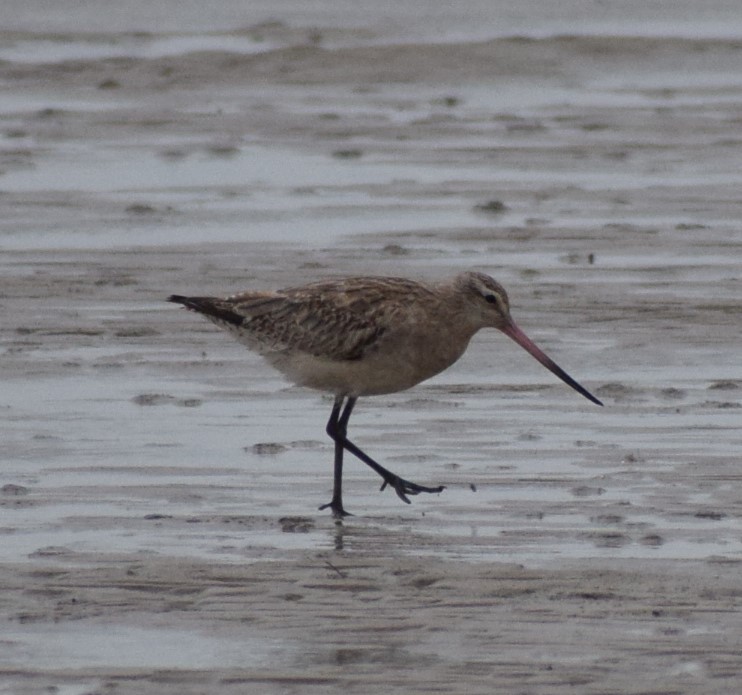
[[2, 2, 742, 693]]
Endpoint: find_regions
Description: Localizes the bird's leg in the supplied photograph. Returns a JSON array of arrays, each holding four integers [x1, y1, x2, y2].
[[319, 396, 353, 519], [327, 397, 445, 506]]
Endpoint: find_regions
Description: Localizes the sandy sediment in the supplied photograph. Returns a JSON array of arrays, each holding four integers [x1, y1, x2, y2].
[[2, 11, 742, 694]]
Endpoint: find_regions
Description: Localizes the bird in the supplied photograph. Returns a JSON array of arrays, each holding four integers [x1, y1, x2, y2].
[[169, 270, 602, 518]]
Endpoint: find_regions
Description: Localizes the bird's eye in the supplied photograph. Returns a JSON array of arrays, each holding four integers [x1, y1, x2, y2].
[[484, 294, 498, 304]]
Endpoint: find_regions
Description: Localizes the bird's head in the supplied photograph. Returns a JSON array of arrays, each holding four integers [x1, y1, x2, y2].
[[455, 271, 602, 406], [455, 271, 513, 330]]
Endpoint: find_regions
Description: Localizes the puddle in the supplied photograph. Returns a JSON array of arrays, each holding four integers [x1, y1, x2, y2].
[[0, 34, 277, 64], [2, 622, 288, 670]]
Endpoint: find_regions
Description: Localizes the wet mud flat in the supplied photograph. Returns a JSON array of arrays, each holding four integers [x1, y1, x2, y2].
[[3, 4, 742, 693], [2, 550, 742, 695]]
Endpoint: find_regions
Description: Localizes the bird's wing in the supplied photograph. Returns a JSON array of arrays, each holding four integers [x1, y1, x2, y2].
[[227, 280, 399, 361], [175, 277, 435, 361]]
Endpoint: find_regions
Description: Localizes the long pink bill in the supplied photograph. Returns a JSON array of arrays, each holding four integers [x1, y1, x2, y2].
[[500, 321, 603, 406]]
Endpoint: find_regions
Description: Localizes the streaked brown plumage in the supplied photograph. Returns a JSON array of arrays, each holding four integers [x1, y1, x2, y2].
[[169, 270, 601, 517]]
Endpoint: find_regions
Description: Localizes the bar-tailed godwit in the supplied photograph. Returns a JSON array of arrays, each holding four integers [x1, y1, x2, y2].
[[169, 271, 602, 517]]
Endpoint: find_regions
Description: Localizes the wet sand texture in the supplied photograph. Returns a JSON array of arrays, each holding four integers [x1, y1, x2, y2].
[[2, 2, 742, 693]]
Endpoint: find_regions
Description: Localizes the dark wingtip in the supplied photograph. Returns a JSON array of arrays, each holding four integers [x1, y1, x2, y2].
[[168, 294, 244, 327]]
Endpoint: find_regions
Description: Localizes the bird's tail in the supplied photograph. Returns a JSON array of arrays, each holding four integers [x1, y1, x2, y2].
[[168, 295, 244, 327]]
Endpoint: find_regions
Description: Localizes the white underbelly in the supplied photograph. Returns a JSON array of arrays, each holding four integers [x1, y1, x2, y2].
[[266, 344, 467, 397], [226, 317, 475, 397]]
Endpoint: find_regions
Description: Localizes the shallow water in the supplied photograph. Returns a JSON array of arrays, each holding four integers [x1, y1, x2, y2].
[[2, 2, 742, 693], [3, 622, 288, 670]]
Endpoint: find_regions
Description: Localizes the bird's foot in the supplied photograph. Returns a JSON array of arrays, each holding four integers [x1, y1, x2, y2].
[[319, 499, 353, 519], [379, 476, 445, 505]]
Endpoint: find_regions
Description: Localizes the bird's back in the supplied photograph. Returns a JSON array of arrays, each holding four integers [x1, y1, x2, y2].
[[226, 276, 433, 359]]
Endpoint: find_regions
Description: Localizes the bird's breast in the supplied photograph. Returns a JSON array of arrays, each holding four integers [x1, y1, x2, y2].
[[266, 320, 476, 397]]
